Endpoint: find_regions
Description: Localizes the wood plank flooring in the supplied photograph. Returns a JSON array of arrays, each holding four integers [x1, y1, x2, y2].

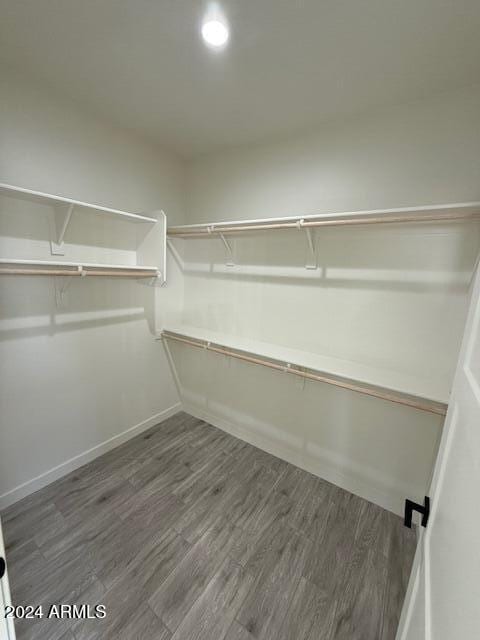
[[1, 412, 416, 640]]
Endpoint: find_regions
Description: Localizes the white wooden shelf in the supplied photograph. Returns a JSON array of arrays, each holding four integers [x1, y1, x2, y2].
[[0, 183, 158, 224], [160, 325, 448, 415], [0, 182, 167, 285], [0, 259, 160, 278], [167, 202, 480, 237]]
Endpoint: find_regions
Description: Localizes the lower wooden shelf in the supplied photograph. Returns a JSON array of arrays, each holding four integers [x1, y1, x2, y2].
[[160, 325, 448, 416]]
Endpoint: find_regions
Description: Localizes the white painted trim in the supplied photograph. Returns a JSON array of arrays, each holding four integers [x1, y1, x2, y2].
[[396, 546, 422, 640], [0, 519, 16, 639], [0, 403, 181, 510], [183, 401, 408, 515]]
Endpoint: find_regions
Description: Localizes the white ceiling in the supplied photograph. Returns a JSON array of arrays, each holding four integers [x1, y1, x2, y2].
[[1, 0, 479, 158]]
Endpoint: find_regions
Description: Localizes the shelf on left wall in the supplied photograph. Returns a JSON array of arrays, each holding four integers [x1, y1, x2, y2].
[[0, 182, 167, 285], [0, 182, 158, 224]]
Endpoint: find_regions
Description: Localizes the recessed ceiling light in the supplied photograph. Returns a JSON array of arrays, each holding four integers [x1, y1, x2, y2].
[[201, 19, 229, 48]]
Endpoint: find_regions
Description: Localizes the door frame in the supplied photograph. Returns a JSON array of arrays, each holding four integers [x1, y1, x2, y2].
[[0, 518, 16, 640], [396, 256, 480, 640]]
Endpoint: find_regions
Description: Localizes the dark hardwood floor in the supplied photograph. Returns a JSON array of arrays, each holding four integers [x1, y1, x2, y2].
[[1, 412, 416, 640]]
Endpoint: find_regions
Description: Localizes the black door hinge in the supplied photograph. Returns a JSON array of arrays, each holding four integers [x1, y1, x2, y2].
[[404, 496, 430, 529], [0, 557, 5, 580]]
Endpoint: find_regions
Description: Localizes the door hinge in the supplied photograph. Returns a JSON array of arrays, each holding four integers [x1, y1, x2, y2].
[[0, 556, 5, 579], [404, 496, 430, 529]]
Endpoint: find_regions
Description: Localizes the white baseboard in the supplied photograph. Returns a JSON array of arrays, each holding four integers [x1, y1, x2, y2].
[[0, 403, 181, 510], [1, 399, 408, 516], [183, 401, 408, 516]]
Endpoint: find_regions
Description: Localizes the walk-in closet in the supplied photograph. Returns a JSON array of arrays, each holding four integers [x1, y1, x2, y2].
[[1, 2, 480, 639]]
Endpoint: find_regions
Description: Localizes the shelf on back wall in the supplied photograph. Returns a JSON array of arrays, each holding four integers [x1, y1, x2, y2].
[[166, 202, 480, 237], [0, 259, 161, 278], [160, 324, 449, 416]]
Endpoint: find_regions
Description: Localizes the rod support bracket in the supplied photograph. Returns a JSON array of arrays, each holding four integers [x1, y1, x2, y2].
[[206, 225, 235, 266], [218, 231, 235, 267], [297, 219, 317, 269], [294, 367, 307, 390], [54, 269, 78, 307], [54, 264, 84, 307]]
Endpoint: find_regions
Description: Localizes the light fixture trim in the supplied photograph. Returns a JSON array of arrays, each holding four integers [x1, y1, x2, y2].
[[201, 19, 229, 48]]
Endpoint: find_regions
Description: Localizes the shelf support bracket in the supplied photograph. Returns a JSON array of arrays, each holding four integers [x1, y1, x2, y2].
[[208, 226, 234, 266], [50, 204, 75, 255], [166, 237, 185, 271], [297, 219, 317, 269]]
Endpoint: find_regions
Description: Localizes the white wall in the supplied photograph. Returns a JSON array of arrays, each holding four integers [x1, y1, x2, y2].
[[1, 75, 479, 515], [0, 70, 185, 507], [173, 86, 480, 515], [187, 85, 480, 221]]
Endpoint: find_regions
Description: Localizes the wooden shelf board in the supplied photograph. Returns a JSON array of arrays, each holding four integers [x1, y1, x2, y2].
[[0, 182, 157, 224], [160, 324, 449, 415]]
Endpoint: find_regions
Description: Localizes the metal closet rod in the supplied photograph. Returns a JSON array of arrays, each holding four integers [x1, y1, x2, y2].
[[161, 331, 447, 416], [167, 207, 480, 237]]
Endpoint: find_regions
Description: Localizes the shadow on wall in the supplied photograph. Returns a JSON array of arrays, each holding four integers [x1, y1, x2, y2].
[[0, 277, 157, 341]]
